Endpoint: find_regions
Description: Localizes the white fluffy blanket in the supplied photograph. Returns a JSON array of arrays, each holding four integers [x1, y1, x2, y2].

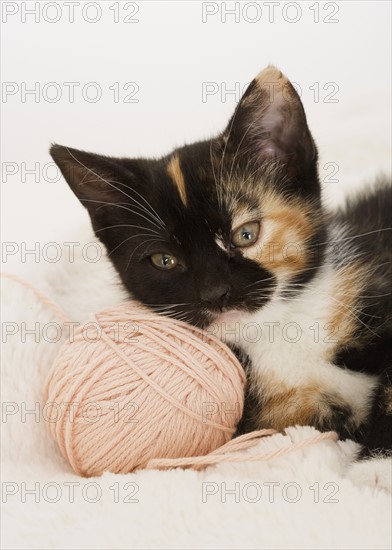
[[2, 231, 391, 550]]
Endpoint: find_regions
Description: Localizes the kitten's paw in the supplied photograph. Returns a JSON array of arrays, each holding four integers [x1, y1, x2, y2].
[[347, 457, 392, 492]]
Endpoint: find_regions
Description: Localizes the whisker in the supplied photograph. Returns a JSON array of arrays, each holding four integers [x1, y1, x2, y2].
[[80, 198, 165, 233], [244, 276, 276, 289], [308, 227, 392, 250], [209, 139, 221, 210], [66, 146, 166, 231], [111, 180, 166, 229], [95, 224, 160, 235], [107, 234, 159, 257], [125, 238, 160, 270]]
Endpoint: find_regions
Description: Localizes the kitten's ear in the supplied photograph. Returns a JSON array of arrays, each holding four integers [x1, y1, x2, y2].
[[50, 144, 139, 215], [223, 66, 317, 184]]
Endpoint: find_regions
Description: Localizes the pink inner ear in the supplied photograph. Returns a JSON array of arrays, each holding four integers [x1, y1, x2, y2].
[[225, 70, 313, 171], [262, 109, 283, 131], [258, 141, 289, 162], [262, 146, 277, 157]]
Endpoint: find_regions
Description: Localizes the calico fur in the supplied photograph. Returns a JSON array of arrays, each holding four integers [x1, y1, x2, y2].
[[50, 66, 391, 454]]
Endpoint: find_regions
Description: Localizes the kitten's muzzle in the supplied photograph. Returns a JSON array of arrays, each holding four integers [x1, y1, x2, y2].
[[199, 284, 231, 312]]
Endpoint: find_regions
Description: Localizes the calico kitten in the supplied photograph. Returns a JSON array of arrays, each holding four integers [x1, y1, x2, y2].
[[50, 66, 391, 454]]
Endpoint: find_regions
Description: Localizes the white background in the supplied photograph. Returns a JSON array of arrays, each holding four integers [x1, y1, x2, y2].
[[1, 0, 391, 249]]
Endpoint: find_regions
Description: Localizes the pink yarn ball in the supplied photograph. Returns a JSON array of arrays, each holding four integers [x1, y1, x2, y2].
[[44, 302, 245, 477]]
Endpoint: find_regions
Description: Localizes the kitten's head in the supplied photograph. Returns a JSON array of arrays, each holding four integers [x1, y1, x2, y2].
[[51, 66, 325, 328]]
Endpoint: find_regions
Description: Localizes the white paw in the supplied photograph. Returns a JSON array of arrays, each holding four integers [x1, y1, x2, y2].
[[347, 457, 392, 492]]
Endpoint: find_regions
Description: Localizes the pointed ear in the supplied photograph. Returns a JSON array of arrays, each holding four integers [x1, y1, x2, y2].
[[50, 144, 136, 210], [50, 145, 147, 229], [223, 66, 317, 183]]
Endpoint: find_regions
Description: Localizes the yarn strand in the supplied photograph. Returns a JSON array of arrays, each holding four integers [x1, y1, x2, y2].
[[147, 430, 339, 470]]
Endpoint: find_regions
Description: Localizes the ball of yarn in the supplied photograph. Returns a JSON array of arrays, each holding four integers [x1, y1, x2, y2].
[[44, 302, 245, 477]]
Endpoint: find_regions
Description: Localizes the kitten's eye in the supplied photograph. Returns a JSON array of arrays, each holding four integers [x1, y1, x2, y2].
[[231, 221, 260, 248], [150, 253, 178, 270]]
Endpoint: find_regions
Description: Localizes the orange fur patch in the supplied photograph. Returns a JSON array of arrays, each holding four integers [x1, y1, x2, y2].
[[328, 264, 367, 349], [257, 382, 325, 430], [250, 374, 352, 432], [167, 155, 187, 207], [239, 190, 318, 279], [255, 65, 286, 92]]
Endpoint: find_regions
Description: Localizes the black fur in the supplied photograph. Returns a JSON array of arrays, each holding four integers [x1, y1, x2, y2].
[[333, 183, 392, 454]]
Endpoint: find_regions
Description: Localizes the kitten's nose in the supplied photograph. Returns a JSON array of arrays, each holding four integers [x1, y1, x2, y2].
[[200, 284, 231, 311]]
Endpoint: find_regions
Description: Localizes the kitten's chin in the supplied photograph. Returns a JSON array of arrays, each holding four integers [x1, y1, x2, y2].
[[206, 309, 247, 344], [212, 310, 244, 324]]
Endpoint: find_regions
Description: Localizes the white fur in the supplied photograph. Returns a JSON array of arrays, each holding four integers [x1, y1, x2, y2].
[[214, 235, 227, 252], [210, 263, 378, 425], [2, 228, 391, 549]]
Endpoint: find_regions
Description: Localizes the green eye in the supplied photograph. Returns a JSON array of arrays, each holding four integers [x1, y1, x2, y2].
[[150, 253, 178, 270], [231, 221, 260, 248]]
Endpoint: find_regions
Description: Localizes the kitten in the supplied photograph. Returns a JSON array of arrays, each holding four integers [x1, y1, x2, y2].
[[50, 66, 391, 455]]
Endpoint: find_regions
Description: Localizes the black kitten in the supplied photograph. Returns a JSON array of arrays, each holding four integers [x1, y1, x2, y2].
[[50, 66, 391, 454]]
